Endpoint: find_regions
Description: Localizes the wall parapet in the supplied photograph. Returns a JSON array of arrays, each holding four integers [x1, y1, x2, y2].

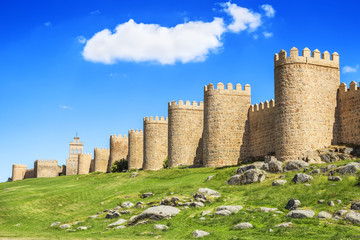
[[79, 153, 93, 157], [168, 100, 204, 110], [13, 164, 27, 168], [339, 81, 360, 93], [35, 159, 58, 166], [129, 129, 143, 133], [204, 82, 251, 95], [144, 116, 168, 124], [249, 99, 275, 113], [274, 47, 339, 68], [110, 134, 128, 139]]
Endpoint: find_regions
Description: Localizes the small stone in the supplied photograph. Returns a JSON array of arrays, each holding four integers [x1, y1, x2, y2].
[[328, 201, 335, 207], [154, 224, 169, 231], [292, 173, 313, 184], [272, 179, 287, 186], [233, 222, 253, 229], [286, 210, 315, 218], [336, 199, 342, 204], [108, 219, 127, 227], [269, 228, 274, 232], [59, 224, 71, 229], [318, 200, 325, 204], [113, 206, 122, 210], [216, 205, 243, 214], [304, 184, 311, 187], [141, 192, 154, 198], [316, 211, 332, 219], [328, 176, 342, 181], [260, 207, 278, 213], [215, 210, 232, 216], [285, 199, 301, 210], [121, 201, 134, 208], [311, 169, 320, 174], [345, 211, 360, 224], [50, 222, 61, 227], [115, 225, 126, 229], [197, 188, 221, 197], [77, 226, 88, 230], [334, 210, 348, 217], [190, 202, 204, 208], [100, 202, 104, 205], [130, 172, 139, 178], [206, 175, 214, 181], [193, 230, 210, 238], [199, 217, 206, 220], [275, 222, 292, 228], [202, 210, 212, 216]]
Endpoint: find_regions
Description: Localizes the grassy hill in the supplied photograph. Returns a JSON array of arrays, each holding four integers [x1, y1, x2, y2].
[[1, 159, 360, 239]]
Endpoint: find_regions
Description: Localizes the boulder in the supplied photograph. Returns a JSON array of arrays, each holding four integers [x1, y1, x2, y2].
[[237, 162, 266, 174], [275, 222, 292, 228], [320, 152, 340, 163], [292, 173, 313, 184], [316, 211, 332, 219], [130, 206, 180, 224], [345, 211, 360, 224], [215, 210, 232, 216], [268, 159, 283, 173], [216, 205, 243, 214], [233, 222, 253, 229], [265, 156, 277, 163], [272, 179, 287, 186], [334, 210, 348, 217], [154, 224, 169, 231], [193, 230, 210, 238], [283, 160, 309, 171], [197, 188, 221, 198], [311, 169, 320, 174], [286, 210, 315, 218], [285, 199, 301, 210], [59, 224, 71, 229], [227, 175, 241, 185], [121, 201, 134, 208], [338, 162, 360, 175], [351, 201, 360, 210], [141, 192, 154, 198], [108, 219, 127, 227], [232, 169, 266, 185]]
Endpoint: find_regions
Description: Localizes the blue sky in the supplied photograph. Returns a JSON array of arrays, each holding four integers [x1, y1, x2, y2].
[[1, 0, 360, 182]]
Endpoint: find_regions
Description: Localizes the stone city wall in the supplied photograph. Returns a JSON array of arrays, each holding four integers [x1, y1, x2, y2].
[[78, 153, 93, 175], [34, 160, 59, 178], [109, 134, 128, 172], [128, 129, 143, 170], [94, 148, 110, 173]]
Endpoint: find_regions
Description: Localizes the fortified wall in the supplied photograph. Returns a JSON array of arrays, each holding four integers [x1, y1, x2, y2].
[[108, 135, 128, 172], [34, 160, 59, 178], [128, 129, 143, 170], [168, 101, 204, 167], [12, 164, 27, 181], [78, 153, 93, 175], [143, 117, 168, 170], [94, 148, 110, 173]]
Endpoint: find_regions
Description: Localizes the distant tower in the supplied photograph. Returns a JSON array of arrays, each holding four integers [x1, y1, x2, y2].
[[128, 129, 144, 170], [12, 164, 27, 181], [66, 136, 84, 175], [274, 47, 340, 161], [203, 82, 251, 167]]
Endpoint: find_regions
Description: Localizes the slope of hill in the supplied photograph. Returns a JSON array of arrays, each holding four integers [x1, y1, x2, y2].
[[1, 159, 360, 239]]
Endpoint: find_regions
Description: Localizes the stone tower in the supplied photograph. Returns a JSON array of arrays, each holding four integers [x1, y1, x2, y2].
[[108, 134, 128, 172], [203, 82, 251, 167], [274, 47, 340, 161], [168, 100, 204, 167], [143, 116, 168, 170], [94, 148, 110, 173], [12, 164, 27, 181], [78, 153, 93, 175], [128, 129, 144, 170], [34, 160, 59, 178], [66, 136, 83, 175]]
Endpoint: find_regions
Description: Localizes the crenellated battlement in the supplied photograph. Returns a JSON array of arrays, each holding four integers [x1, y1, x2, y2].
[[110, 134, 128, 139], [13, 164, 27, 168], [129, 129, 143, 133], [168, 100, 204, 110], [79, 153, 93, 157], [144, 116, 168, 124], [35, 159, 58, 165], [274, 47, 339, 68], [249, 99, 275, 113], [338, 81, 360, 93], [204, 82, 251, 95], [94, 148, 109, 152]]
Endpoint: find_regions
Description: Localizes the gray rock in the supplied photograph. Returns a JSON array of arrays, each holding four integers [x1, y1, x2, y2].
[[328, 201, 335, 207], [302, 150, 321, 163], [233, 222, 253, 229], [316, 211, 332, 219], [318, 200, 325, 204], [341, 147, 353, 155], [130, 172, 139, 178], [304, 183, 311, 187], [141, 192, 154, 198], [227, 174, 241, 185], [193, 230, 210, 238], [108, 219, 127, 227], [336, 199, 342, 204], [268, 159, 283, 173], [345, 211, 360, 224], [202, 210, 212, 216], [77, 226, 88, 230], [339, 162, 360, 175], [320, 152, 340, 163], [275, 222, 292, 228], [131, 206, 180, 223], [206, 175, 214, 181], [285, 199, 301, 210], [50, 222, 61, 227], [59, 224, 71, 229], [260, 207, 278, 213], [237, 162, 266, 174], [154, 224, 169, 231], [286, 210, 315, 218], [237, 169, 266, 184], [197, 188, 220, 197], [216, 205, 243, 214], [265, 156, 277, 163], [199, 217, 206, 220], [328, 176, 342, 181], [335, 210, 348, 217], [88, 215, 97, 219], [272, 179, 287, 186], [113, 206, 122, 210], [121, 201, 134, 208], [351, 201, 360, 210], [283, 160, 309, 171], [327, 164, 337, 171], [215, 210, 232, 216], [311, 169, 320, 174], [292, 173, 313, 183], [100, 202, 104, 205], [190, 202, 204, 208], [115, 225, 126, 229]]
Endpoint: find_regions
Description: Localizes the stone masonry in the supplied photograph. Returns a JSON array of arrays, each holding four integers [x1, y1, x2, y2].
[[128, 129, 143, 170], [66, 137, 83, 175], [34, 160, 59, 178], [78, 153, 93, 175], [94, 148, 110, 173], [108, 134, 128, 172], [12, 164, 27, 181], [168, 100, 204, 167], [143, 117, 168, 170]]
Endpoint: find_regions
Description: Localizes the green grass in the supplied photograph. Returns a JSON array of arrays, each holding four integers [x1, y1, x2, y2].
[[1, 160, 360, 239]]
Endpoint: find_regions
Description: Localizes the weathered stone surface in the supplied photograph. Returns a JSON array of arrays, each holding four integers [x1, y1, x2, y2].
[[233, 222, 253, 229], [345, 211, 360, 224], [216, 205, 243, 214], [131, 206, 180, 223], [230, 169, 266, 185], [121, 201, 134, 208], [286, 210, 315, 218], [141, 192, 154, 198], [193, 230, 210, 238], [201, 210, 212, 216], [272, 179, 287, 186], [197, 188, 220, 197], [320, 152, 340, 163], [292, 173, 313, 183], [285, 199, 301, 210], [59, 224, 71, 229], [206, 175, 214, 181], [130, 172, 139, 178], [227, 174, 241, 185], [115, 225, 126, 229], [316, 211, 332, 219], [318, 200, 325, 204], [154, 224, 169, 231], [338, 162, 360, 175], [265, 156, 277, 163], [260, 207, 278, 213], [334, 210, 348, 217], [215, 210, 232, 216], [283, 160, 309, 171], [50, 222, 61, 227], [328, 201, 335, 207], [190, 202, 204, 208], [302, 150, 321, 163], [108, 219, 127, 227], [275, 222, 292, 228], [351, 201, 360, 210], [268, 159, 283, 173], [237, 162, 266, 174], [328, 176, 342, 181]]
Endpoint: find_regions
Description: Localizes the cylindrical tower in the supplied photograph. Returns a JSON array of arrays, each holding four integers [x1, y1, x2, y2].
[[143, 116, 168, 170], [109, 135, 128, 172], [128, 129, 144, 170], [274, 47, 340, 161], [12, 164, 27, 181], [78, 153, 93, 174], [94, 148, 110, 173], [168, 100, 204, 167], [203, 82, 251, 167]]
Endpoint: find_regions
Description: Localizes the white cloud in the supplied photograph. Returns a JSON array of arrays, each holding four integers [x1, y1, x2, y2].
[[44, 22, 51, 27], [77, 36, 87, 44], [59, 105, 72, 109], [223, 2, 261, 33], [90, 10, 100, 15], [261, 4, 275, 18], [263, 31, 273, 38], [253, 34, 259, 40], [83, 18, 225, 65], [343, 65, 359, 73]]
